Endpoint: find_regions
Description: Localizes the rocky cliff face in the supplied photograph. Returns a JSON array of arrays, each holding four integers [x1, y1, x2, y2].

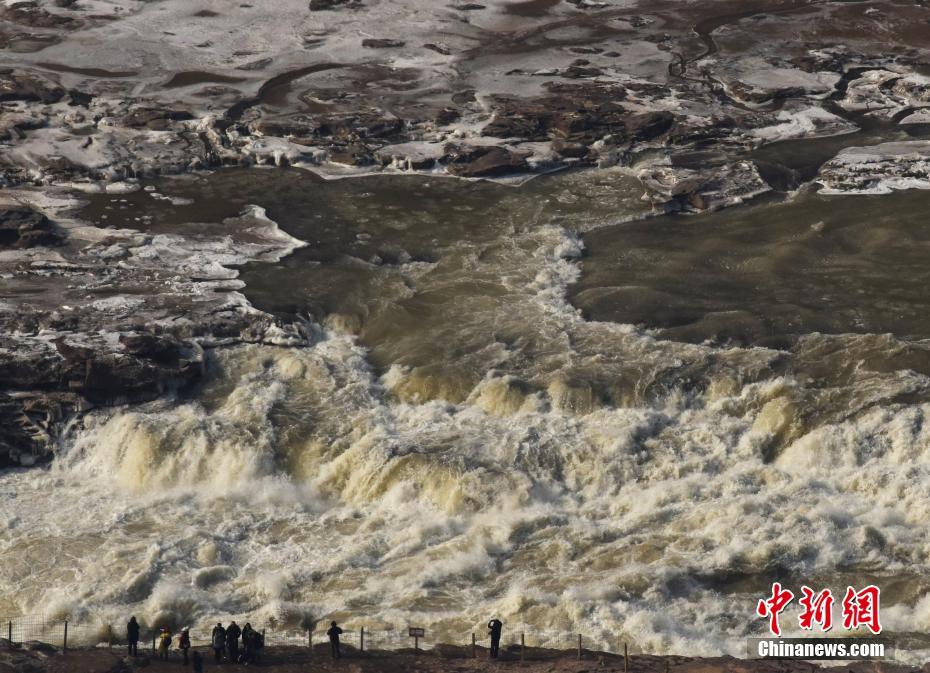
[[0, 196, 312, 467], [0, 333, 201, 467]]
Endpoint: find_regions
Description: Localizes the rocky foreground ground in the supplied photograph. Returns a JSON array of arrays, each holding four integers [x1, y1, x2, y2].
[[0, 640, 923, 673], [6, 0, 930, 467]]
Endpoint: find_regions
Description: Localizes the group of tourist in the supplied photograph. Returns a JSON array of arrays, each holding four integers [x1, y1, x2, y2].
[[211, 621, 264, 664], [125, 616, 264, 668], [124, 615, 506, 665]]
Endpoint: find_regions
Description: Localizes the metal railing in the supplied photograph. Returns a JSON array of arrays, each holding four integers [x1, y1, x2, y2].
[[1, 613, 636, 665]]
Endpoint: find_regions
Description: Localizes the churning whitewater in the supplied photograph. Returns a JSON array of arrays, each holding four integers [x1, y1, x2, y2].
[[4, 168, 930, 659]]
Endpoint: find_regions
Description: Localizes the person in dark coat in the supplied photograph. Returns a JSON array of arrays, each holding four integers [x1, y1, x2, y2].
[[487, 618, 503, 659], [177, 628, 191, 664], [211, 623, 226, 663], [126, 616, 140, 656], [226, 621, 242, 662], [327, 621, 343, 660], [252, 628, 265, 663], [192, 650, 204, 673], [241, 622, 255, 662]]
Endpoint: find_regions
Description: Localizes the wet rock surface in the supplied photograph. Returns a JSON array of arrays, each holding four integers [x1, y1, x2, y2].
[[445, 145, 528, 177], [0, 189, 312, 467], [0, 0, 925, 197], [0, 70, 63, 103], [0, 206, 61, 248], [818, 141, 930, 194]]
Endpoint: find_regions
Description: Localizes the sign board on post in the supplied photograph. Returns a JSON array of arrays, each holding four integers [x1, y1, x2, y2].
[[409, 627, 425, 650]]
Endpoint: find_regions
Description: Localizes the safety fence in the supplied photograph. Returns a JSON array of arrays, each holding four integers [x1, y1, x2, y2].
[[1, 613, 635, 662]]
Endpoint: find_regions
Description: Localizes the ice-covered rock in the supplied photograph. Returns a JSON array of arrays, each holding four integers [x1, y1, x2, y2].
[[818, 141, 930, 194], [708, 57, 841, 106], [637, 159, 771, 213], [0, 190, 313, 467], [749, 105, 857, 143], [838, 70, 930, 121]]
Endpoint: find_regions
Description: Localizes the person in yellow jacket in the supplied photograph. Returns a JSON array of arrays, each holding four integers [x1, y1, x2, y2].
[[157, 626, 172, 661]]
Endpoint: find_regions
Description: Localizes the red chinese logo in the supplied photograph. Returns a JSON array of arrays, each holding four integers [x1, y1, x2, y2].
[[799, 586, 834, 632], [757, 582, 794, 636], [842, 585, 882, 634], [757, 584, 881, 636]]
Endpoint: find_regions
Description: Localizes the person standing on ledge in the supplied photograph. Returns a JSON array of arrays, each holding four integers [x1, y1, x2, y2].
[[327, 620, 343, 660], [226, 621, 242, 662], [177, 627, 191, 664], [157, 626, 172, 661], [488, 618, 503, 659], [241, 622, 255, 662], [211, 622, 226, 663], [126, 616, 139, 656]]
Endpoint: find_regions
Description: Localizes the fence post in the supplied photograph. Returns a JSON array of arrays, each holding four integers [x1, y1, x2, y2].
[[521, 632, 525, 662], [665, 659, 670, 673], [471, 632, 476, 658], [107, 624, 112, 650], [7, 621, 11, 644], [152, 632, 156, 653], [624, 642, 629, 673], [360, 626, 364, 653], [308, 627, 312, 650], [63, 621, 68, 652], [577, 633, 582, 660]]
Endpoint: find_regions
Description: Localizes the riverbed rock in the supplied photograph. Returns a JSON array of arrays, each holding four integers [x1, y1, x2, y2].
[[626, 111, 675, 142], [838, 69, 930, 121], [308, 0, 360, 9], [0, 194, 314, 468], [328, 142, 375, 166], [362, 38, 406, 49], [638, 160, 771, 213], [252, 114, 322, 139], [0, 71, 65, 104], [482, 83, 630, 143], [708, 57, 841, 106], [0, 1, 76, 28], [0, 207, 62, 248], [818, 141, 930, 194], [0, 0, 925, 196], [444, 145, 527, 177], [120, 107, 195, 130], [375, 141, 445, 169]]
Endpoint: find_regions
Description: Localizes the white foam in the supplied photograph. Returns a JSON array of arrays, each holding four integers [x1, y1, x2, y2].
[[2, 212, 929, 659]]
